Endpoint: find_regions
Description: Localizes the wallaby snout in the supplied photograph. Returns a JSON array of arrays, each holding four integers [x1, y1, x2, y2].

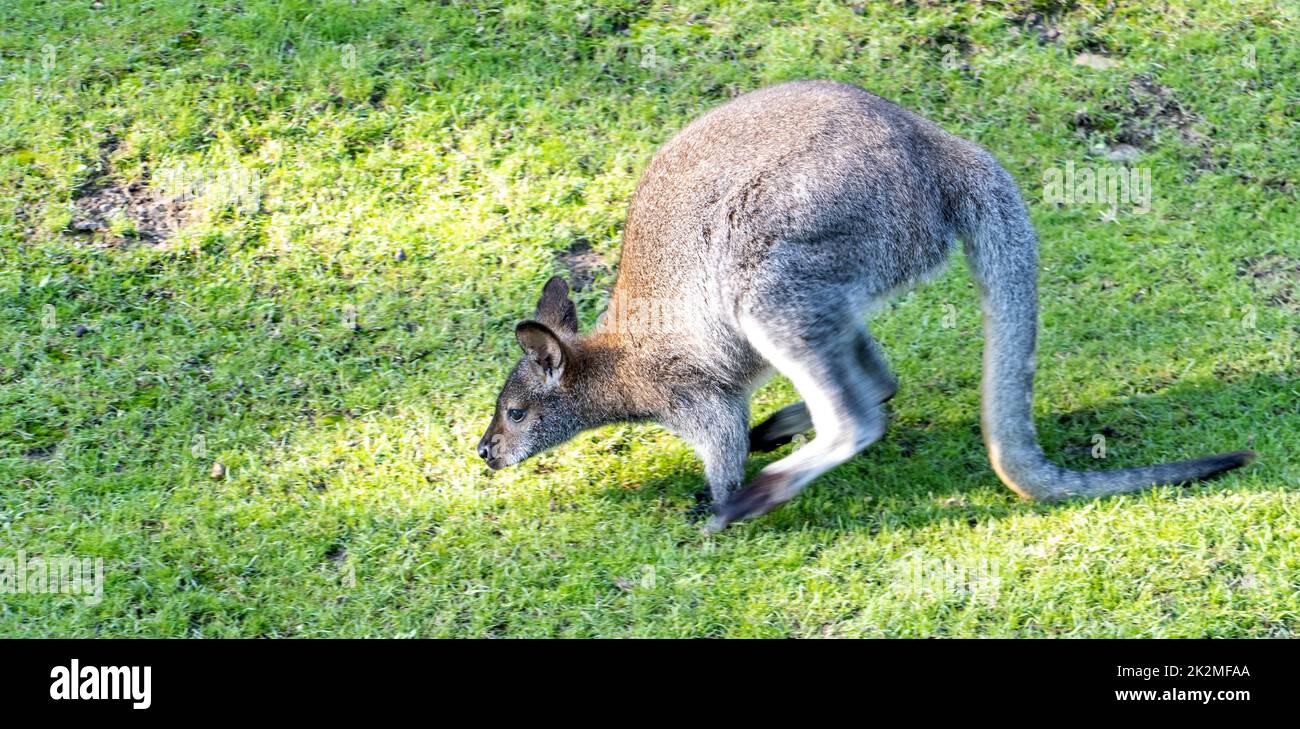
[[476, 428, 503, 469]]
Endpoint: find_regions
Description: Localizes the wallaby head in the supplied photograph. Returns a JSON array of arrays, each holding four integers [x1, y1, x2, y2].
[[477, 276, 590, 470]]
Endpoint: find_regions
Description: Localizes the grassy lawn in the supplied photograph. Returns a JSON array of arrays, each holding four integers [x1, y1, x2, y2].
[[0, 0, 1296, 637]]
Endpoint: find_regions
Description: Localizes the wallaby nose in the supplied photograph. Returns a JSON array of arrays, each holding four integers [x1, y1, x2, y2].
[[476, 438, 490, 461]]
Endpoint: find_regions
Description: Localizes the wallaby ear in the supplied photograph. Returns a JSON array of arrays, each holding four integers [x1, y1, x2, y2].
[[516, 320, 568, 388], [533, 276, 578, 335]]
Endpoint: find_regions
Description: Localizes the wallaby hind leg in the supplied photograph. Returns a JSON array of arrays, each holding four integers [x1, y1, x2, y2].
[[748, 330, 897, 453], [711, 316, 890, 532]]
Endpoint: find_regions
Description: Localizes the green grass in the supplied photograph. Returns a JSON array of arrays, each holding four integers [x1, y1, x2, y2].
[[0, 0, 1297, 637]]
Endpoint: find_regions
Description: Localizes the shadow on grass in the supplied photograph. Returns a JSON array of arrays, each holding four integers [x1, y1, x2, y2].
[[603, 369, 1295, 534]]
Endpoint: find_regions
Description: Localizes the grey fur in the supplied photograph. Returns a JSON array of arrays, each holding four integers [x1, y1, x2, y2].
[[478, 80, 1254, 530]]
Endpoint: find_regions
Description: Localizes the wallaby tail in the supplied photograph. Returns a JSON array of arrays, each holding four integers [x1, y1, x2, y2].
[[958, 161, 1253, 502]]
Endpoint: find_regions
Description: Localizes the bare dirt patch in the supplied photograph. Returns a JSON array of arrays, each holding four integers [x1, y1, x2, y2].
[[1009, 12, 1062, 45], [556, 237, 611, 291], [325, 544, 347, 564], [22, 443, 58, 461], [1119, 75, 1205, 148], [1238, 254, 1300, 311], [63, 134, 191, 245], [1070, 73, 1219, 170], [68, 178, 190, 245]]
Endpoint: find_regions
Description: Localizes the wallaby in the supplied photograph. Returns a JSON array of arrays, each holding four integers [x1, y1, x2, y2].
[[477, 80, 1253, 532]]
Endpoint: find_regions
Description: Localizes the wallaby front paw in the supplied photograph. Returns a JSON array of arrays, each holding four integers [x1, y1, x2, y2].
[[687, 490, 715, 520]]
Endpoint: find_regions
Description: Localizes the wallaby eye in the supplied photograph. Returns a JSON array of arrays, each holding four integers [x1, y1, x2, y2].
[[507, 407, 527, 423]]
